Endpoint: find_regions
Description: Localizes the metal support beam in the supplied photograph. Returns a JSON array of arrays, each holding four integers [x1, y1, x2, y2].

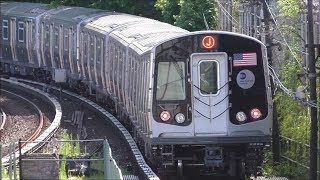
[[261, 0, 280, 163], [307, 0, 318, 179]]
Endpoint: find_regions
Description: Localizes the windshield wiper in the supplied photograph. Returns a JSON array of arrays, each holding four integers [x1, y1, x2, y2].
[[158, 78, 185, 88], [170, 55, 184, 80]]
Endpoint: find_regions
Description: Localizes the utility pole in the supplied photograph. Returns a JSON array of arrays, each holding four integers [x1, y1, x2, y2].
[[307, 0, 318, 179], [261, 0, 280, 162]]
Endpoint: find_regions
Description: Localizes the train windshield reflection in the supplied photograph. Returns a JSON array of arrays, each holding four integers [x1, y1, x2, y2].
[[156, 61, 185, 100]]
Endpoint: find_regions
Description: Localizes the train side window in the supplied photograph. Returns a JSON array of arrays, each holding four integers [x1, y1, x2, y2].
[[18, 21, 24, 42], [199, 60, 218, 95], [2, 20, 8, 40], [64, 29, 68, 51], [54, 26, 59, 49]]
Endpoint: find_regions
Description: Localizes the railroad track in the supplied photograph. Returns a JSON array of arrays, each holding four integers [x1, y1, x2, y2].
[[0, 89, 44, 147], [16, 78, 160, 180], [0, 108, 6, 132], [0, 78, 62, 166]]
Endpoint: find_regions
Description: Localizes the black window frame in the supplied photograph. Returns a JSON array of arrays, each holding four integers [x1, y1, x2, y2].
[[18, 21, 24, 42], [155, 61, 186, 101], [198, 59, 219, 95], [2, 20, 9, 40]]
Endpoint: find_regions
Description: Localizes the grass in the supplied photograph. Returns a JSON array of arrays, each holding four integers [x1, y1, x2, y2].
[[59, 131, 104, 180], [1, 166, 9, 178], [262, 152, 308, 180]]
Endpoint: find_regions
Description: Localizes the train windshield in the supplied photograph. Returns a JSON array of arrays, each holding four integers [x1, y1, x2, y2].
[[156, 61, 185, 100]]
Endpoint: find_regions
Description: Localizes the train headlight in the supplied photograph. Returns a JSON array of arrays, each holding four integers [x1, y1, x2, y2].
[[175, 113, 185, 124], [250, 108, 262, 120], [160, 111, 170, 121], [236, 111, 247, 122]]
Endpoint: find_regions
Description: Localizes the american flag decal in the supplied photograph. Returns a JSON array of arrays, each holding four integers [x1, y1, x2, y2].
[[233, 52, 257, 67]]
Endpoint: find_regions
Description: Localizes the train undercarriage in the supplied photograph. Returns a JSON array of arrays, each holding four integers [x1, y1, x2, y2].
[[150, 143, 265, 179]]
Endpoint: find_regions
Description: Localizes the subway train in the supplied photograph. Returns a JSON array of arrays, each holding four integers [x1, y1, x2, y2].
[[0, 1, 272, 179]]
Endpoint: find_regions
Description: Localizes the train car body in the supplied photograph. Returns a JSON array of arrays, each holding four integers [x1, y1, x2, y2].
[[0, 2, 272, 178]]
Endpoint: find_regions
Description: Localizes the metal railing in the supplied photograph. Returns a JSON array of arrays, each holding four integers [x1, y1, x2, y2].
[[280, 135, 320, 176], [1, 139, 123, 180]]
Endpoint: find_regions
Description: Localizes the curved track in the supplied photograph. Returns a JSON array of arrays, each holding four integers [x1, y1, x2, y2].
[[17, 78, 160, 180], [0, 78, 62, 166], [0, 89, 44, 146]]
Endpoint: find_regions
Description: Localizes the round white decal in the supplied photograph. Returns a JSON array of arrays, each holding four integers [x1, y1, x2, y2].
[[236, 69, 255, 89]]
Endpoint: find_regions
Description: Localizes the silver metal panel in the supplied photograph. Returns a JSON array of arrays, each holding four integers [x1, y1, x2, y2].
[[120, 46, 126, 106], [89, 14, 149, 31], [191, 53, 229, 136], [118, 22, 185, 38], [123, 48, 130, 113], [26, 20, 34, 64], [10, 18, 17, 61], [49, 24, 54, 68], [79, 32, 86, 80], [137, 32, 186, 47], [95, 37, 102, 87], [109, 39, 116, 97], [104, 35, 112, 95], [87, 35, 93, 83], [137, 57, 142, 129]]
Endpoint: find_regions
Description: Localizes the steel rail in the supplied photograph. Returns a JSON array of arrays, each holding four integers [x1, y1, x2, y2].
[[0, 89, 44, 147], [0, 78, 62, 166], [0, 108, 6, 130]]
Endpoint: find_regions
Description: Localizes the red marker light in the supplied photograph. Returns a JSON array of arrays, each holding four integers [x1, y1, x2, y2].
[[201, 35, 215, 49], [160, 111, 170, 121], [250, 108, 262, 120]]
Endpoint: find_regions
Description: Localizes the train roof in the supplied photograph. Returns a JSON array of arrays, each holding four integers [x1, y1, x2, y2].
[[1, 1, 108, 23], [86, 13, 188, 53], [0, 1, 49, 17], [40, 6, 106, 22]]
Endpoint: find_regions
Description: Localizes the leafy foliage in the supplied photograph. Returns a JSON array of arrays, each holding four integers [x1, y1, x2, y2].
[[175, 0, 217, 31], [273, 0, 309, 144], [155, 0, 217, 31], [6, 0, 161, 19], [154, 0, 179, 24], [1, 165, 9, 178], [269, 0, 318, 178], [263, 152, 308, 180], [277, 0, 302, 18]]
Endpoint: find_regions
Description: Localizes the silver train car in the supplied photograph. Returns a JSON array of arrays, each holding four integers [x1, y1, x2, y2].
[[0, 2, 272, 178]]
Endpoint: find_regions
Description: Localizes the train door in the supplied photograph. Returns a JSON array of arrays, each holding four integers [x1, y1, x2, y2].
[[191, 53, 229, 135]]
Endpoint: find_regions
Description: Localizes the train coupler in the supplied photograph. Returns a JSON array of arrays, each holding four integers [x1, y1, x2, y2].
[[204, 147, 224, 168]]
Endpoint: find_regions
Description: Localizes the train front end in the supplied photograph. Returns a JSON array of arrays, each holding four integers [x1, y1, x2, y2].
[[150, 31, 272, 177]]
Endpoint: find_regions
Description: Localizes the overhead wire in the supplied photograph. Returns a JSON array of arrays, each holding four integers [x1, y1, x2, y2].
[[269, 65, 319, 109], [215, 0, 317, 108], [214, 0, 248, 34], [272, 39, 308, 55], [263, 0, 306, 71]]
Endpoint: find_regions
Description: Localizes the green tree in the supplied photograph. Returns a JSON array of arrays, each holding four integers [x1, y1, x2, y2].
[[274, 0, 307, 142], [267, 0, 313, 178], [155, 0, 217, 31], [154, 0, 179, 24], [8, 0, 161, 19]]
